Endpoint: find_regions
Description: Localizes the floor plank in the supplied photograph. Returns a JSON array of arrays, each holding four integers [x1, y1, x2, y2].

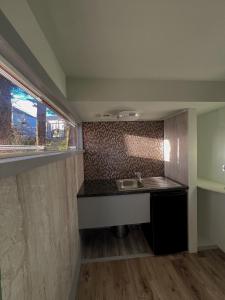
[[81, 225, 153, 262], [77, 249, 225, 300]]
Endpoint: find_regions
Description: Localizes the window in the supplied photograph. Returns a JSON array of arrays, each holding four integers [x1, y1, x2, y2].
[[0, 64, 79, 158]]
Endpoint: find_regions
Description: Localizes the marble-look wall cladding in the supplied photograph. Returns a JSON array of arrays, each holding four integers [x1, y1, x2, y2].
[[164, 112, 188, 185], [83, 121, 164, 180], [0, 154, 83, 300]]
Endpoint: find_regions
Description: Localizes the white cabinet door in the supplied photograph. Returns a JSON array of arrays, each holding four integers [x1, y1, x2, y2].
[[78, 193, 150, 229]]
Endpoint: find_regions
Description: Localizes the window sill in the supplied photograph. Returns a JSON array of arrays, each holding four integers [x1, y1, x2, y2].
[[0, 150, 84, 179]]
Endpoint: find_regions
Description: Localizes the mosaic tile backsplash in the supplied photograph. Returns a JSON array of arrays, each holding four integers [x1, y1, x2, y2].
[[83, 121, 164, 180]]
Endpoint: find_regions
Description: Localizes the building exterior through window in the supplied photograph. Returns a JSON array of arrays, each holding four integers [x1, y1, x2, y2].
[[0, 66, 78, 158]]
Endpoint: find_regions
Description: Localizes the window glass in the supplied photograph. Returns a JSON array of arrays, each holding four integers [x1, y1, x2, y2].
[[0, 71, 77, 158]]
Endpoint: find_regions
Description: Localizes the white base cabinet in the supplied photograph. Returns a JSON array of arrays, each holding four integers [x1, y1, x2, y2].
[[78, 193, 150, 229]]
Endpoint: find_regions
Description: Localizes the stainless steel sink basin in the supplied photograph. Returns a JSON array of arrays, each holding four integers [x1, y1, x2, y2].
[[116, 177, 181, 191], [116, 178, 143, 191]]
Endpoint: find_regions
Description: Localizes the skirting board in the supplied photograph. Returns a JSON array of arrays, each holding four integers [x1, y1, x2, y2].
[[198, 244, 218, 251]]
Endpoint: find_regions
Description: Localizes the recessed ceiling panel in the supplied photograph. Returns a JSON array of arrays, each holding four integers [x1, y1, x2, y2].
[[28, 0, 225, 80]]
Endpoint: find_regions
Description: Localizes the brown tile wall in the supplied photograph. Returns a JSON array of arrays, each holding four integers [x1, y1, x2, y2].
[[83, 121, 164, 180]]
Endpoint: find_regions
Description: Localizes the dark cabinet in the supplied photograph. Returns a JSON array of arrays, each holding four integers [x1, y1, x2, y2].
[[143, 189, 188, 255]]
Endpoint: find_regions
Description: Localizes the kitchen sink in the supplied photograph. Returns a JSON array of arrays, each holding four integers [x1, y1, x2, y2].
[[116, 178, 144, 190], [116, 177, 182, 191]]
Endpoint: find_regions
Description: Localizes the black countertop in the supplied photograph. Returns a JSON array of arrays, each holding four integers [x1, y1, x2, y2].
[[77, 177, 188, 198]]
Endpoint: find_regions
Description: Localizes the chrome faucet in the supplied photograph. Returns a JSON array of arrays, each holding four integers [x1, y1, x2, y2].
[[135, 172, 142, 182]]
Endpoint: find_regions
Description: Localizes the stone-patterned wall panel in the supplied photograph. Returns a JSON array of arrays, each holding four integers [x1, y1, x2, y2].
[[16, 158, 80, 300], [0, 155, 81, 300], [76, 154, 84, 191], [164, 112, 188, 185], [0, 176, 28, 300]]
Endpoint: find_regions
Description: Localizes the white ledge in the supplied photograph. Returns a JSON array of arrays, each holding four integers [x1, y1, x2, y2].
[[0, 150, 84, 178], [197, 177, 225, 194]]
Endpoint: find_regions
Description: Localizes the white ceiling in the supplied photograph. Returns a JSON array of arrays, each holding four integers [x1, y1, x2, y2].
[[28, 0, 225, 80], [71, 101, 225, 122]]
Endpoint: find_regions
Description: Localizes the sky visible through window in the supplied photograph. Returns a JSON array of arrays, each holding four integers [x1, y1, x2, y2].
[[11, 86, 57, 118]]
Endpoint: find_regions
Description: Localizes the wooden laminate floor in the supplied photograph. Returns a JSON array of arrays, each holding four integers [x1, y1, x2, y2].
[[77, 249, 225, 300], [81, 225, 153, 262]]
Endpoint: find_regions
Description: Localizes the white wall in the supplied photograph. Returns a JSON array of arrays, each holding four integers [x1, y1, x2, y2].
[[198, 107, 225, 251], [198, 107, 225, 183], [187, 109, 198, 253], [1, 0, 66, 96], [164, 110, 197, 253], [198, 189, 225, 250]]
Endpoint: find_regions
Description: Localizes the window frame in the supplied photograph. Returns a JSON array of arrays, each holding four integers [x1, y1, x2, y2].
[[0, 61, 83, 159]]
